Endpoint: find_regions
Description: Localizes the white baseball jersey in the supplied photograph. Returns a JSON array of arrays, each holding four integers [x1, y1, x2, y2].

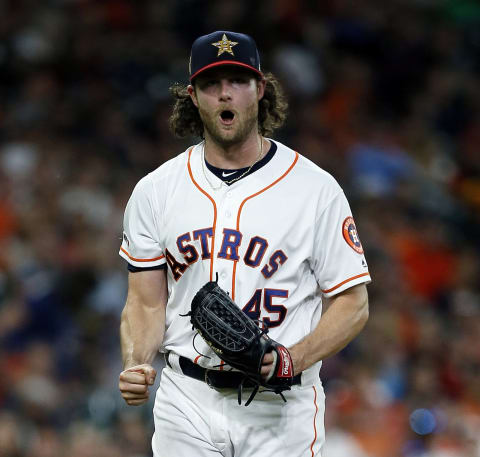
[[119, 139, 371, 370]]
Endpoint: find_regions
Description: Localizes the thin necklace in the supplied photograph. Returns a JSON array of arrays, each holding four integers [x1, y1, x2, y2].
[[201, 136, 264, 190]]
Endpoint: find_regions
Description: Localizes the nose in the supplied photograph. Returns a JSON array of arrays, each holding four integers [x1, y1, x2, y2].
[[218, 80, 232, 101]]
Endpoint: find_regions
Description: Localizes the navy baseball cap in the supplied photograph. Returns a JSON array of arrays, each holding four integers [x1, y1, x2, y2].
[[189, 31, 262, 81]]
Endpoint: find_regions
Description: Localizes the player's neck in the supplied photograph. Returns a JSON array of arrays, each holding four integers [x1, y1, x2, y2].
[[203, 132, 266, 170]]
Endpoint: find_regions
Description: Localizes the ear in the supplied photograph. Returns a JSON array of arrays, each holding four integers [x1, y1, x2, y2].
[[256, 78, 266, 101], [187, 85, 198, 108]]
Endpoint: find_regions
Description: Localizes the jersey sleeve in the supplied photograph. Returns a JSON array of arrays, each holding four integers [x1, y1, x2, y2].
[[312, 191, 371, 297], [119, 175, 166, 268]]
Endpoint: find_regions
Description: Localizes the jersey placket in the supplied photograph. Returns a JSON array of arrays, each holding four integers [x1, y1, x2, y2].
[[212, 186, 238, 294]]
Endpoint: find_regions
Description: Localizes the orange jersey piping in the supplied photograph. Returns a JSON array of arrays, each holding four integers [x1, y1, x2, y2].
[[187, 147, 217, 281], [120, 246, 165, 262], [232, 151, 299, 300], [321, 272, 370, 294]]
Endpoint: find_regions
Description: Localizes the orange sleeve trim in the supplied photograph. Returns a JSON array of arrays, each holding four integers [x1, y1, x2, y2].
[[232, 151, 299, 300], [120, 246, 165, 262], [310, 386, 318, 456], [187, 147, 217, 282], [321, 272, 370, 294]]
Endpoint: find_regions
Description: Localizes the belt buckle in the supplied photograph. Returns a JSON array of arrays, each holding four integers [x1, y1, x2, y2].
[[204, 369, 214, 388]]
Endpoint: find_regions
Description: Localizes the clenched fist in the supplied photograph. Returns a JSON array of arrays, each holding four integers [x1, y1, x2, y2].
[[119, 364, 157, 406]]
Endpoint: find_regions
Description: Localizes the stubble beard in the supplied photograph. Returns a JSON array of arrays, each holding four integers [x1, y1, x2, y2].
[[199, 103, 259, 148]]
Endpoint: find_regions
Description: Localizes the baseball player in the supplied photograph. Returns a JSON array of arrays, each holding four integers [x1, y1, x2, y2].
[[118, 30, 371, 457]]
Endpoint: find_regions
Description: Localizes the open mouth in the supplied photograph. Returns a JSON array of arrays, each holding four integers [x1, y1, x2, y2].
[[220, 110, 235, 124]]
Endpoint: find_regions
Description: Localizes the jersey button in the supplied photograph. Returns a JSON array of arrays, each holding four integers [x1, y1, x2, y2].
[[225, 210, 231, 218]]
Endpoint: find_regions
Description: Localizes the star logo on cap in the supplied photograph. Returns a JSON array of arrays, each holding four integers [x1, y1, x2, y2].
[[211, 33, 238, 56]]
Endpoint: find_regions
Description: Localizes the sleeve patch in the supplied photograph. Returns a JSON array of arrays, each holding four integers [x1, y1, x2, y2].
[[342, 217, 364, 254]]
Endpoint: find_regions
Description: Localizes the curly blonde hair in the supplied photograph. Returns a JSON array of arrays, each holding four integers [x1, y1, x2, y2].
[[168, 72, 288, 139]]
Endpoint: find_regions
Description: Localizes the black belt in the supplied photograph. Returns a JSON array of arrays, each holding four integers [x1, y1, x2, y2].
[[167, 354, 302, 389]]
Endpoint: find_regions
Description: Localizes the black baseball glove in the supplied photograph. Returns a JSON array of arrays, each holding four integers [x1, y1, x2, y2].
[[187, 278, 294, 405]]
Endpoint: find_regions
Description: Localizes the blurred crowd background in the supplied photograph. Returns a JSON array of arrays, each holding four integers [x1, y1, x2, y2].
[[0, 0, 479, 456]]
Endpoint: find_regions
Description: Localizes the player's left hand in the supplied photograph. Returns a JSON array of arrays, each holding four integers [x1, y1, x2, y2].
[[260, 351, 276, 380], [261, 348, 301, 381]]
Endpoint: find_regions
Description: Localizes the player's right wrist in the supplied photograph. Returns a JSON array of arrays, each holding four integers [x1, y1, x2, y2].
[[123, 359, 143, 370]]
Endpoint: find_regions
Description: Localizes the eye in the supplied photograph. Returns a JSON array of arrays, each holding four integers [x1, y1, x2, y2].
[[232, 77, 247, 84], [200, 79, 218, 89]]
